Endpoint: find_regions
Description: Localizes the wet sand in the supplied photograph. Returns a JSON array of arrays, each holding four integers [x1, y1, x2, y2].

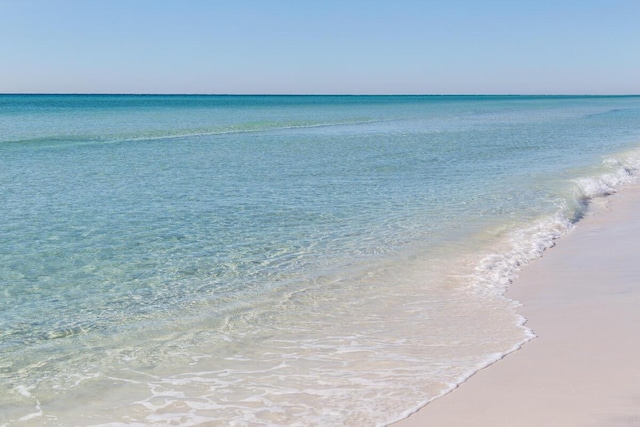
[[394, 185, 640, 426]]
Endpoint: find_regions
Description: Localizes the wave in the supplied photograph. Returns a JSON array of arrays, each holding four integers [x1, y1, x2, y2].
[[470, 146, 640, 301], [574, 154, 640, 198], [0, 118, 376, 146], [584, 107, 639, 119]]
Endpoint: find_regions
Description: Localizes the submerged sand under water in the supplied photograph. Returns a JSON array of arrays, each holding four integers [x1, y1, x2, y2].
[[3, 95, 640, 426]]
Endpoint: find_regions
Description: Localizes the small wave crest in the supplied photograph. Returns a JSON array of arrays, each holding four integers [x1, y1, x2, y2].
[[573, 154, 640, 200], [471, 212, 573, 299], [472, 147, 640, 299], [1, 118, 375, 146]]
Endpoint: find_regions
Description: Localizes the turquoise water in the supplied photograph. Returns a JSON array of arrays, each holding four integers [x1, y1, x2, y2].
[[2, 95, 640, 426]]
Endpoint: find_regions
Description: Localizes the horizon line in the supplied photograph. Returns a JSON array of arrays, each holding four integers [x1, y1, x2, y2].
[[1, 93, 639, 97]]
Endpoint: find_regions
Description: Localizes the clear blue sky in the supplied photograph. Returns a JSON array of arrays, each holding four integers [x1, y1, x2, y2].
[[1, 0, 638, 94]]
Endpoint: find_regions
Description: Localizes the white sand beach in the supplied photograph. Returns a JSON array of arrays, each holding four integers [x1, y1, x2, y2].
[[394, 185, 640, 426]]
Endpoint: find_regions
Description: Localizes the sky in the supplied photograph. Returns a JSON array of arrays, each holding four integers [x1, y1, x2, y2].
[[0, 0, 638, 94]]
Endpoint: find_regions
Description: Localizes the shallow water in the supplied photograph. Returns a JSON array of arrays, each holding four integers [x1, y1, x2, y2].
[[1, 95, 640, 426]]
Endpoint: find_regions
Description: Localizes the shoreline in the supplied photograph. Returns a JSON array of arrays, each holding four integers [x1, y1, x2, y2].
[[393, 184, 640, 426]]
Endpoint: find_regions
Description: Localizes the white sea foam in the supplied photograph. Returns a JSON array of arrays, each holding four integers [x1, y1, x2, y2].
[[575, 157, 640, 199], [12, 386, 42, 423], [473, 149, 640, 297], [471, 213, 573, 298]]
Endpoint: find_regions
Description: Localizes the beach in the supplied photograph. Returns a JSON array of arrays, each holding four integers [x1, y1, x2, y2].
[[394, 184, 640, 426], [3, 95, 640, 425]]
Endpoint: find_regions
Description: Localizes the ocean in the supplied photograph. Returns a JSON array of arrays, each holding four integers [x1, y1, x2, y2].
[[1, 95, 640, 426]]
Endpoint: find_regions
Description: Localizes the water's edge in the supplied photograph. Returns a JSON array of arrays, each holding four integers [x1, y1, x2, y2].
[[387, 154, 640, 426]]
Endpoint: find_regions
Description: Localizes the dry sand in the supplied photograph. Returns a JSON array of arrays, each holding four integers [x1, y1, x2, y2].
[[394, 185, 640, 427]]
